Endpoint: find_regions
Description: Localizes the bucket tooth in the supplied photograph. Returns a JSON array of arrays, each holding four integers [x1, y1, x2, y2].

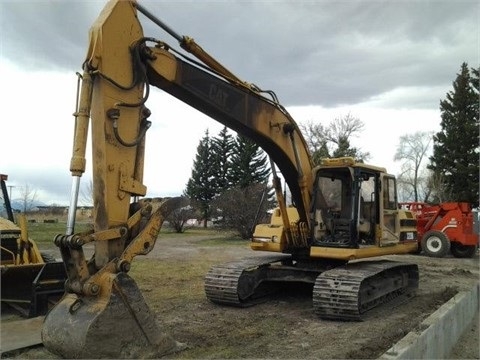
[[42, 272, 184, 359]]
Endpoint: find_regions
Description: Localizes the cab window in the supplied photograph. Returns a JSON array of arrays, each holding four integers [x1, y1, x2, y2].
[[383, 177, 397, 210]]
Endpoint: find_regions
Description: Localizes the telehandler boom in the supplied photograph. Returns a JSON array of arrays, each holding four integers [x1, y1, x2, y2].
[[42, 1, 419, 358]]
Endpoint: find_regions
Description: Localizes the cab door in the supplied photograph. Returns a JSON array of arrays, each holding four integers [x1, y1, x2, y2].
[[380, 175, 400, 246]]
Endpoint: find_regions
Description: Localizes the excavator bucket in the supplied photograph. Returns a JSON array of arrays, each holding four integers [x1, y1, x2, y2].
[[42, 272, 183, 359]]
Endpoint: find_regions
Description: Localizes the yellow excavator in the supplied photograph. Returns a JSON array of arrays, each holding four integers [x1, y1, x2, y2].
[[42, 1, 419, 358]]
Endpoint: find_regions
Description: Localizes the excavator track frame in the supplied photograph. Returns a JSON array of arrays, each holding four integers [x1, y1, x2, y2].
[[313, 260, 419, 321], [205, 254, 296, 307]]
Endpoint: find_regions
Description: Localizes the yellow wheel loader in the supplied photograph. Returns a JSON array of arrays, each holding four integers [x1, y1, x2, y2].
[[0, 174, 67, 318], [41, 1, 419, 358]]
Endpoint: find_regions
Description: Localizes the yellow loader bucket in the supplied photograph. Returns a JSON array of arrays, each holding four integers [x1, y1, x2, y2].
[[1, 262, 66, 318], [42, 272, 183, 359]]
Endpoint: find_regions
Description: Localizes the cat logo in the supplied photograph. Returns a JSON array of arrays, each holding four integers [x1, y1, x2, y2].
[[209, 84, 229, 110]]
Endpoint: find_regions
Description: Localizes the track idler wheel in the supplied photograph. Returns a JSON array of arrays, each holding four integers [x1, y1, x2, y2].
[[42, 272, 183, 359]]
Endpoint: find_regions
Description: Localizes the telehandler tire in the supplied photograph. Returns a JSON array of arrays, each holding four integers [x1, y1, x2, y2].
[[451, 243, 478, 258], [421, 230, 450, 258]]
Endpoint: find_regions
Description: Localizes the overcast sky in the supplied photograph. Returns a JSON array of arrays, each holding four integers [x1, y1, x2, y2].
[[1, 0, 478, 206]]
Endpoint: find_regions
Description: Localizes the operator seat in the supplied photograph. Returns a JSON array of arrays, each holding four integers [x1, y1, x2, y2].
[[358, 196, 372, 235]]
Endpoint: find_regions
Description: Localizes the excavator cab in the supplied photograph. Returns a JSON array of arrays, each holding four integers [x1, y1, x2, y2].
[[312, 157, 416, 250], [253, 158, 417, 256]]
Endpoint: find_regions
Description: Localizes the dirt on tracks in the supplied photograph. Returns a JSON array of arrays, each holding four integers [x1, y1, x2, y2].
[[2, 231, 479, 359]]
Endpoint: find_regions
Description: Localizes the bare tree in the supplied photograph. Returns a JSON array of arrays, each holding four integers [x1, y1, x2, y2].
[[329, 113, 365, 143], [301, 121, 329, 164], [300, 113, 370, 165], [426, 170, 452, 203], [19, 183, 38, 213], [212, 183, 273, 239], [394, 131, 433, 202], [166, 200, 196, 233]]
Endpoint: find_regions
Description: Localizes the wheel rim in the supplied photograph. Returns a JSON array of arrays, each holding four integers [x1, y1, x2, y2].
[[425, 236, 442, 253]]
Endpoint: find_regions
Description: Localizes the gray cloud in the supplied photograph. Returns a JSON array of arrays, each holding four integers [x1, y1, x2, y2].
[[5, 167, 72, 205], [1, 0, 478, 108]]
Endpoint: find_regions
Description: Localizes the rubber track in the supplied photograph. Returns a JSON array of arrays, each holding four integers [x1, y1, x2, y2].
[[313, 260, 419, 321], [204, 255, 290, 307]]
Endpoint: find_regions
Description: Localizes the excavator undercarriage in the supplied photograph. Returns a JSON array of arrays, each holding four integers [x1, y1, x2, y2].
[[205, 255, 419, 321]]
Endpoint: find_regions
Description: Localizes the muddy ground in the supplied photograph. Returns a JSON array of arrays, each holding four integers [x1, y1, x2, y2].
[[2, 231, 479, 359]]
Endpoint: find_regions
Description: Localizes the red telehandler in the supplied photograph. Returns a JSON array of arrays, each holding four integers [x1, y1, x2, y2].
[[400, 202, 479, 258]]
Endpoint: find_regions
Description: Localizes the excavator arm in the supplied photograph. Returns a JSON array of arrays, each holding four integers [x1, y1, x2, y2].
[[42, 1, 314, 358]]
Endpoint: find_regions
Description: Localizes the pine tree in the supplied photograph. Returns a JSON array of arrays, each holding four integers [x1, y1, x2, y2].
[[210, 127, 234, 193], [229, 135, 270, 188], [332, 136, 358, 158], [185, 131, 272, 233], [429, 63, 479, 206], [185, 130, 217, 227]]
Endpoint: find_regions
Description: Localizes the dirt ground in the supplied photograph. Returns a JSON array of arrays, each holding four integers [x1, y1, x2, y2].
[[2, 231, 479, 359]]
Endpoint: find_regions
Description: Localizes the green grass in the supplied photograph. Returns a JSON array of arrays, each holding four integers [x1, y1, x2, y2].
[[197, 236, 248, 246], [159, 227, 223, 236], [26, 222, 238, 246], [26, 221, 92, 245], [159, 227, 248, 245]]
